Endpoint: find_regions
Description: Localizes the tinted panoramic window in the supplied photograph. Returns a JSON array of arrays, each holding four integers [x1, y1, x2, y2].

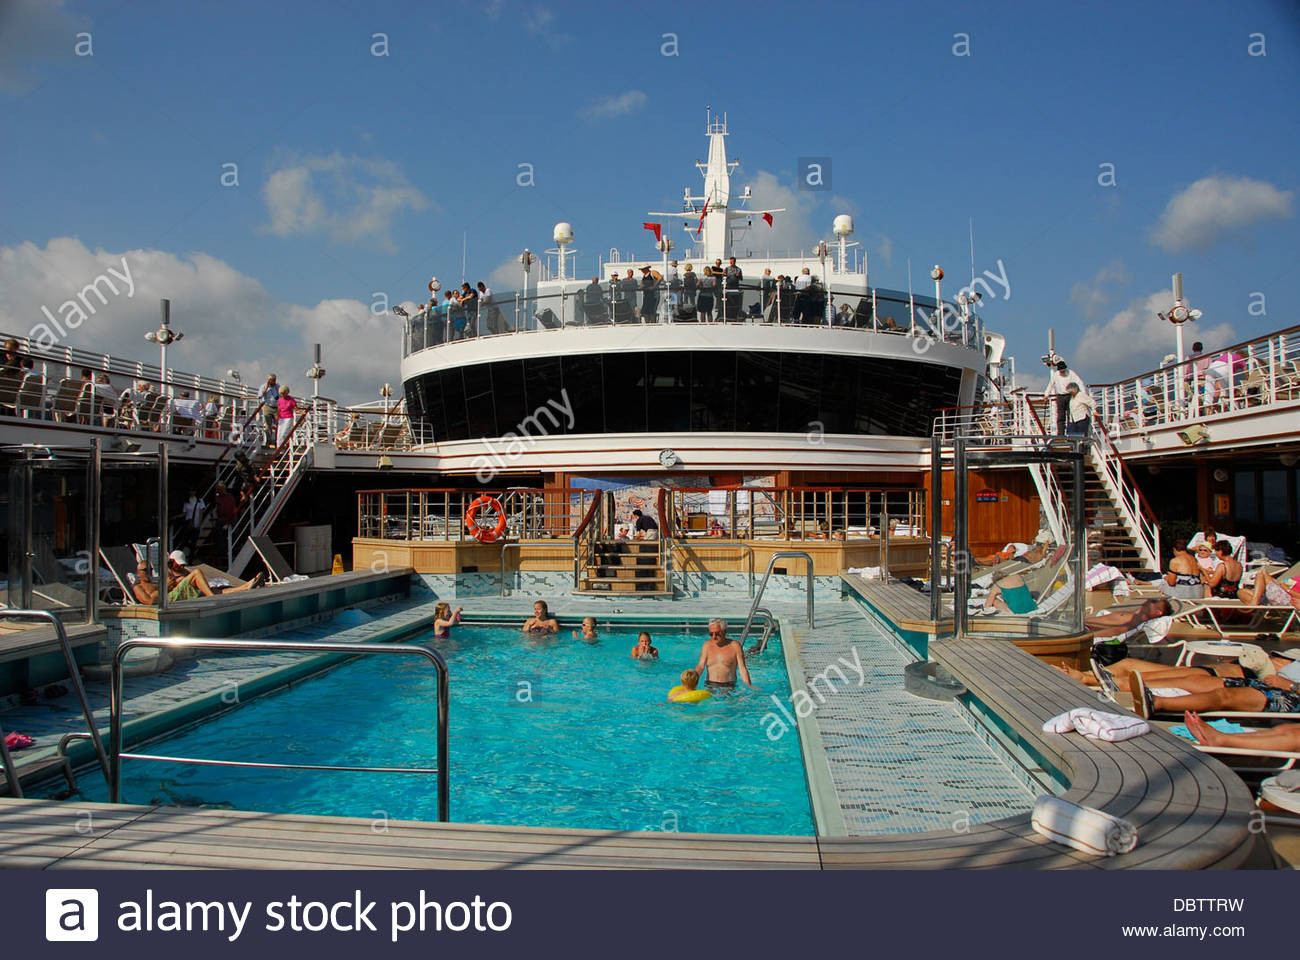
[[405, 351, 963, 441]]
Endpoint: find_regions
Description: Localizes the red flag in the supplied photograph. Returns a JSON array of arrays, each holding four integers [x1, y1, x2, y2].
[[696, 200, 709, 238], [762, 212, 774, 227], [642, 222, 662, 243]]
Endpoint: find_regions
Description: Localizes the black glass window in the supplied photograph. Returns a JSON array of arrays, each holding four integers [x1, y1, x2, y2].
[[603, 354, 647, 432], [647, 351, 692, 432], [561, 354, 605, 434], [406, 350, 963, 440]]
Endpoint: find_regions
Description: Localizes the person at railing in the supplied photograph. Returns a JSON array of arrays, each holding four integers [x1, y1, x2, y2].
[[172, 389, 203, 434], [681, 263, 698, 309], [275, 384, 298, 448], [523, 599, 559, 633], [478, 281, 504, 334], [1, 338, 21, 373], [1064, 382, 1095, 437], [833, 303, 854, 327], [202, 393, 221, 438], [666, 259, 681, 313], [697, 264, 716, 322], [457, 282, 479, 337], [724, 257, 743, 319], [1159, 538, 1203, 599], [260, 374, 280, 448], [93, 374, 117, 427], [1045, 360, 1086, 435], [639, 265, 662, 322], [762, 274, 781, 322]]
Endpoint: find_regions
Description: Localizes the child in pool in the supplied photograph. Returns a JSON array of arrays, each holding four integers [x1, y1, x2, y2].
[[433, 602, 462, 638], [523, 600, 559, 633], [572, 616, 598, 643], [667, 669, 711, 703], [630, 631, 659, 660]]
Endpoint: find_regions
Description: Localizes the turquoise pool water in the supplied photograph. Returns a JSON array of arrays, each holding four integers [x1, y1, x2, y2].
[[66, 624, 814, 836]]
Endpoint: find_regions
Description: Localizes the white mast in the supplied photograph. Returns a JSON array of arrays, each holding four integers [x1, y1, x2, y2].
[[698, 107, 735, 262]]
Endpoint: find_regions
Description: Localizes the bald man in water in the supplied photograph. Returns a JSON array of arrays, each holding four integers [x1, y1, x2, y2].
[[693, 619, 756, 690]]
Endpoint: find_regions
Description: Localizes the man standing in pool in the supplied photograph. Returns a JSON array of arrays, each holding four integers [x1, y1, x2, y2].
[[523, 600, 559, 633], [693, 619, 756, 690]]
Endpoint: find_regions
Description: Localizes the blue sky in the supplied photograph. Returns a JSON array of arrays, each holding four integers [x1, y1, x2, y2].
[[0, 0, 1296, 400]]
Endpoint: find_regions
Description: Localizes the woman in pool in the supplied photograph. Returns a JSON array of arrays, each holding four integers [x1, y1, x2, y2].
[[523, 600, 559, 633], [630, 631, 659, 660], [572, 616, 598, 643], [433, 602, 462, 638]]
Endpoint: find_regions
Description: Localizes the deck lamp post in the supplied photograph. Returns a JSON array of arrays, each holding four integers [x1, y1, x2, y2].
[[930, 266, 944, 338], [1157, 273, 1202, 364], [144, 298, 183, 399], [305, 344, 326, 443], [815, 241, 830, 323]]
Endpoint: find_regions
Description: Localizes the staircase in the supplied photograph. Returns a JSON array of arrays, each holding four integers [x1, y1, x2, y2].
[[1055, 457, 1148, 574], [226, 408, 316, 578], [1010, 392, 1162, 574], [578, 539, 670, 594]]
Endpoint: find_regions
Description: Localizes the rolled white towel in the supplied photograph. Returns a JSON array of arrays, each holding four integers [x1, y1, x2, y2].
[[1031, 795, 1138, 856]]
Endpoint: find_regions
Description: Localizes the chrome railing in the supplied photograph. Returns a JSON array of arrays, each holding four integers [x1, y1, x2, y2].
[[360, 488, 598, 543], [109, 637, 450, 821], [737, 552, 815, 649], [400, 282, 982, 357], [1090, 324, 1300, 433], [0, 610, 110, 797]]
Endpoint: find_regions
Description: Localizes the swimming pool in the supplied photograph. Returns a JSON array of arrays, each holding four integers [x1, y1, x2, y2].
[[63, 622, 815, 836]]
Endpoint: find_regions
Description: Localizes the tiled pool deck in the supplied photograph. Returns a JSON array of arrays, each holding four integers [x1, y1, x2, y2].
[[780, 601, 1039, 835]]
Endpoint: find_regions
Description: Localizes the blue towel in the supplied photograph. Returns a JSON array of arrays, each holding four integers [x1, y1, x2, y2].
[[1169, 719, 1248, 742]]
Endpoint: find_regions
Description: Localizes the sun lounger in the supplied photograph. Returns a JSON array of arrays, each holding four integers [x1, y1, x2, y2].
[[16, 373, 45, 419], [100, 546, 142, 603], [0, 369, 22, 414], [250, 535, 295, 582]]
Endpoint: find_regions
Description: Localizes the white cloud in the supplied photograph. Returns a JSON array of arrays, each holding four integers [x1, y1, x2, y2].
[[579, 90, 648, 122], [262, 153, 429, 250], [875, 234, 893, 269], [0, 237, 400, 403], [734, 170, 819, 257], [0, 0, 90, 93], [1068, 259, 1129, 319], [1149, 175, 1294, 252], [1071, 289, 1236, 382], [524, 6, 571, 48]]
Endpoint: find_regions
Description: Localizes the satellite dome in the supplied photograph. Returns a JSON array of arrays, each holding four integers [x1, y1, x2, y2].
[[553, 222, 574, 245], [832, 214, 854, 237]]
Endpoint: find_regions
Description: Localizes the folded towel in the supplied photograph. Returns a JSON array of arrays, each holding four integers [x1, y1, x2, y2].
[[1169, 718, 1248, 742], [1141, 615, 1174, 643], [1150, 686, 1190, 698], [1031, 795, 1138, 856], [1086, 564, 1123, 589], [1043, 708, 1150, 742]]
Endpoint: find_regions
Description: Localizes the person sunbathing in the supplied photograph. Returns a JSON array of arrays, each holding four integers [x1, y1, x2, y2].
[[1238, 569, 1300, 609], [974, 540, 1048, 567], [1132, 667, 1300, 719], [980, 573, 1036, 614], [133, 560, 262, 604], [1059, 637, 1288, 692], [1184, 711, 1300, 752], [1085, 598, 1172, 638]]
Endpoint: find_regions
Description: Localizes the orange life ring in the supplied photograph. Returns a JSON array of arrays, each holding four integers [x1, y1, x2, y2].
[[464, 495, 507, 543]]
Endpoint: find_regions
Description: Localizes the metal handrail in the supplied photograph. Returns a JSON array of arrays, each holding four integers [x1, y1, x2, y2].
[[0, 610, 110, 798], [747, 607, 777, 654], [110, 637, 450, 821], [737, 552, 815, 647]]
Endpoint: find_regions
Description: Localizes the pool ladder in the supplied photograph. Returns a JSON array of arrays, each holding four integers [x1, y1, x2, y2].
[[737, 552, 815, 654]]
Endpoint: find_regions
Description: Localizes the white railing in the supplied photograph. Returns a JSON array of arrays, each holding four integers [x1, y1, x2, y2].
[[400, 282, 985, 357], [1090, 325, 1300, 434]]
